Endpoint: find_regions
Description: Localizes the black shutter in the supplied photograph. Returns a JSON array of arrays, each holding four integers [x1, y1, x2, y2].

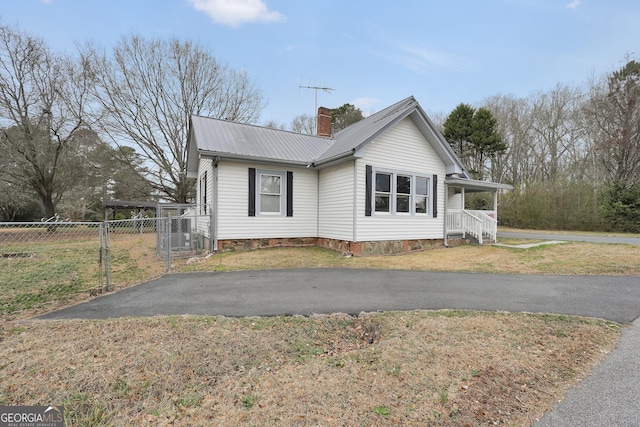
[[432, 174, 438, 218], [286, 171, 293, 217], [248, 168, 256, 216], [365, 165, 372, 216]]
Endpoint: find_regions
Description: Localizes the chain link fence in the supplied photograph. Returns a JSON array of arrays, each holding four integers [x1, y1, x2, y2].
[[1, 209, 211, 319]]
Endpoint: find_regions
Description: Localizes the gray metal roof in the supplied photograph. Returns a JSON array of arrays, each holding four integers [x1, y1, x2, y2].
[[189, 116, 333, 165], [187, 96, 468, 177]]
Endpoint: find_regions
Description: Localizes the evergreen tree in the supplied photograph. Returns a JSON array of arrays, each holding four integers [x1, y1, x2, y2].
[[442, 103, 475, 162], [331, 103, 364, 132], [443, 104, 504, 179], [469, 107, 506, 179]]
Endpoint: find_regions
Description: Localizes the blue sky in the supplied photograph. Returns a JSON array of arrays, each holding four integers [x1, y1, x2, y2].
[[2, 0, 639, 125]]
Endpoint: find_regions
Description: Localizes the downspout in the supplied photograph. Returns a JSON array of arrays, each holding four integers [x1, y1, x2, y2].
[[212, 156, 219, 252], [353, 159, 358, 244], [316, 165, 320, 241]]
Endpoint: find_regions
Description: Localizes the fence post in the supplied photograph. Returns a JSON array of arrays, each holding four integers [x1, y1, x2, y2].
[[105, 221, 113, 292], [166, 213, 172, 272], [99, 223, 104, 293]]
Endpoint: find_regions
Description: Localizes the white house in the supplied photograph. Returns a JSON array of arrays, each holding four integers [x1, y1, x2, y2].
[[185, 96, 511, 255]]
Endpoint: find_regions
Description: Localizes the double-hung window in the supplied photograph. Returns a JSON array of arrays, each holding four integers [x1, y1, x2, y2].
[[396, 175, 411, 213], [375, 172, 391, 213], [368, 167, 432, 216], [248, 168, 293, 217], [415, 176, 429, 214], [259, 172, 282, 214]]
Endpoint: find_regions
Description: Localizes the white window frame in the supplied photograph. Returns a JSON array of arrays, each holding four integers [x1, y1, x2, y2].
[[374, 171, 392, 214], [372, 168, 431, 216], [256, 169, 286, 216], [395, 174, 412, 214], [414, 175, 430, 215]]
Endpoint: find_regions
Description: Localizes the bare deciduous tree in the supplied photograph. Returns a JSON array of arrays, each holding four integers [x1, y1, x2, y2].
[[483, 94, 535, 184], [290, 114, 315, 134], [263, 120, 286, 130], [587, 58, 640, 187], [529, 84, 586, 182], [83, 35, 265, 203], [0, 23, 92, 219]]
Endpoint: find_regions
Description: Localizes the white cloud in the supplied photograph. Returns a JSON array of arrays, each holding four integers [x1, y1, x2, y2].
[[566, 0, 581, 9], [387, 41, 470, 77], [351, 97, 381, 116], [188, 0, 286, 27]]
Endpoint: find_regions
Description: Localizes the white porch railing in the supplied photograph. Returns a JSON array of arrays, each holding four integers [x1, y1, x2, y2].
[[468, 210, 498, 242], [446, 210, 498, 244]]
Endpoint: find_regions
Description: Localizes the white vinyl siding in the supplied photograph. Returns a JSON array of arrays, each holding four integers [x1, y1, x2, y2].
[[357, 117, 446, 241], [318, 161, 354, 241], [196, 158, 214, 238], [217, 161, 318, 239], [197, 158, 214, 212], [447, 186, 463, 210]]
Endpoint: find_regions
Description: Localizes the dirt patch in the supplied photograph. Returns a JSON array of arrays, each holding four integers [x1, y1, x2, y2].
[[0, 311, 620, 426], [1, 252, 35, 258]]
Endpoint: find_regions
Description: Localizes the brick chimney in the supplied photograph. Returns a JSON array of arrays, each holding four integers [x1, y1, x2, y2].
[[317, 107, 332, 137]]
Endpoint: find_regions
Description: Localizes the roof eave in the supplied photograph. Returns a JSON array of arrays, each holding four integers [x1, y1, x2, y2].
[[445, 177, 513, 192], [198, 150, 312, 168]]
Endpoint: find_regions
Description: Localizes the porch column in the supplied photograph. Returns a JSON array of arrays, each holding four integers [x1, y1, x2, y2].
[[443, 182, 448, 246], [461, 186, 466, 239], [493, 190, 498, 220]]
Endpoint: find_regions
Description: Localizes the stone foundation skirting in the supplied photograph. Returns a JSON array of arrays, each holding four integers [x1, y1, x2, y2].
[[217, 237, 450, 256], [217, 237, 318, 253]]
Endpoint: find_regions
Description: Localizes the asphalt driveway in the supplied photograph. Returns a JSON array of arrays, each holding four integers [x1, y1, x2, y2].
[[498, 230, 640, 246], [40, 269, 640, 323]]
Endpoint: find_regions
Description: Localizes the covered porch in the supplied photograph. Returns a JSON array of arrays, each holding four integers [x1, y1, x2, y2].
[[444, 177, 513, 245]]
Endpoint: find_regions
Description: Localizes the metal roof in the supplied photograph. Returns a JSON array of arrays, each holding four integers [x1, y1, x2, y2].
[[187, 96, 468, 177], [189, 116, 334, 165]]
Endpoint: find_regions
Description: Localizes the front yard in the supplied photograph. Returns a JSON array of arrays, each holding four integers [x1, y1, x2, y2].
[[0, 231, 637, 425]]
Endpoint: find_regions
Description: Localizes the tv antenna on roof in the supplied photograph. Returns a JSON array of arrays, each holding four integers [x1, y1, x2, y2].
[[299, 83, 335, 115]]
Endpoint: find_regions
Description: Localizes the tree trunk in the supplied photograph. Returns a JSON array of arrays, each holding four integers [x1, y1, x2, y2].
[[41, 192, 56, 220]]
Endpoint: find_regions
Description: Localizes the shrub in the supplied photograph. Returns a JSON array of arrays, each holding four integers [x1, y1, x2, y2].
[[600, 182, 640, 232]]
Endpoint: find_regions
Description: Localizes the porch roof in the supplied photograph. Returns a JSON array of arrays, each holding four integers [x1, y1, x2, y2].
[[445, 177, 513, 193]]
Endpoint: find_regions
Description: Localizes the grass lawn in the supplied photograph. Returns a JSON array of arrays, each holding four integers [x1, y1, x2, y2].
[[0, 230, 638, 425], [179, 240, 640, 276], [1, 312, 619, 426]]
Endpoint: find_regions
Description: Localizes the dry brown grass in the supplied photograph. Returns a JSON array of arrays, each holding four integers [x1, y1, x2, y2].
[[1, 312, 620, 426], [2, 234, 637, 425], [180, 241, 640, 276]]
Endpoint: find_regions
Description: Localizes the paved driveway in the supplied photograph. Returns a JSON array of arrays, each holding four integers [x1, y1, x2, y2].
[[498, 230, 640, 246], [41, 269, 640, 323]]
